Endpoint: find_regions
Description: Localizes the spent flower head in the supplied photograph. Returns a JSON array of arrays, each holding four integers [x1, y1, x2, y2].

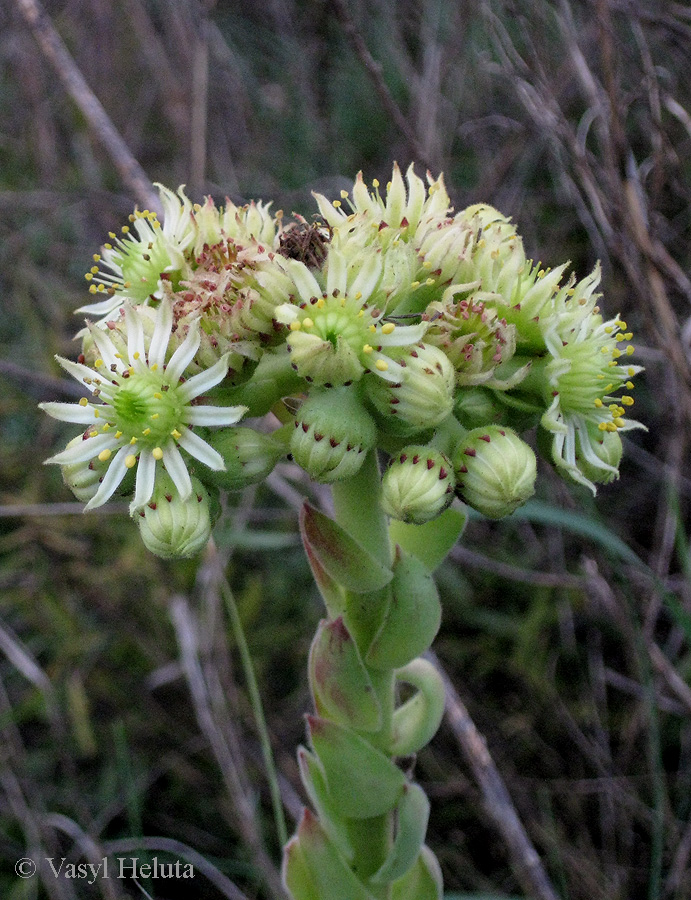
[[40, 298, 246, 512]]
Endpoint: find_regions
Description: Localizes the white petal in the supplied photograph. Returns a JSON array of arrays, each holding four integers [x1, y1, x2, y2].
[[83, 445, 130, 511], [165, 320, 201, 383], [87, 325, 120, 371], [285, 258, 323, 303], [75, 295, 124, 317], [177, 427, 225, 471], [183, 404, 248, 426], [162, 443, 193, 499], [130, 451, 157, 511], [326, 249, 347, 297], [349, 252, 382, 302], [177, 353, 231, 402], [56, 356, 102, 386], [46, 433, 118, 465], [148, 296, 174, 369], [39, 401, 99, 425], [368, 355, 405, 384], [125, 306, 147, 370], [378, 323, 427, 346], [274, 303, 299, 325]]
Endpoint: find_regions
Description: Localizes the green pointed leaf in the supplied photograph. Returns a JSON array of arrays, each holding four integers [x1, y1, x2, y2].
[[370, 783, 430, 884], [303, 534, 346, 618], [390, 659, 446, 757], [298, 747, 355, 862], [309, 617, 382, 732], [301, 504, 394, 594], [308, 715, 406, 819], [366, 550, 441, 671], [290, 809, 377, 900], [282, 831, 321, 900], [391, 846, 443, 900], [389, 507, 466, 572]]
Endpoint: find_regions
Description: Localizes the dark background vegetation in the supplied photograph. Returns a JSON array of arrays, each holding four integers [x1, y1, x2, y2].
[[1, 0, 691, 898]]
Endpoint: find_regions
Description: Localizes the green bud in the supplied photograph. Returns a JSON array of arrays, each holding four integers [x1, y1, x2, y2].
[[291, 387, 377, 483], [136, 472, 213, 558], [200, 426, 284, 491], [454, 387, 505, 429], [59, 435, 110, 502], [366, 343, 455, 430], [381, 446, 456, 525], [452, 425, 536, 518]]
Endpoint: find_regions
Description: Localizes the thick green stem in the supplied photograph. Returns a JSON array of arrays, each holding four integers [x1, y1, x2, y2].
[[330, 454, 396, 898], [331, 450, 391, 568]]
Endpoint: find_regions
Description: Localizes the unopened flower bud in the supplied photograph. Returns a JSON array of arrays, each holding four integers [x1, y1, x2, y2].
[[291, 387, 377, 483], [381, 445, 456, 524], [200, 427, 285, 491], [367, 343, 455, 430], [453, 425, 536, 518], [59, 435, 110, 502], [136, 472, 213, 558]]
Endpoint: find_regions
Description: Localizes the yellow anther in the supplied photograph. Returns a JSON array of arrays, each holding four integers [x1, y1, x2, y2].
[[369, 324, 377, 333], [621, 396, 634, 406], [628, 367, 635, 376], [538, 270, 545, 278], [381, 322, 395, 334], [618, 320, 627, 329], [316, 298, 325, 308], [426, 278, 435, 286], [362, 344, 373, 354], [477, 239, 486, 248], [133, 351, 140, 359], [289, 321, 302, 331], [340, 190, 349, 198], [601, 346, 609, 354], [93, 410, 100, 418], [125, 454, 137, 469], [153, 392, 162, 400], [615, 334, 625, 342], [171, 429, 182, 439], [598, 422, 608, 431], [357, 309, 364, 317], [597, 374, 605, 379], [114, 353, 122, 359], [90, 266, 99, 274], [354, 291, 362, 301], [332, 200, 342, 208], [98, 449, 112, 462], [115, 430, 123, 439], [150, 363, 158, 371], [130, 436, 138, 445], [340, 297, 346, 307], [612, 349, 621, 359], [626, 345, 635, 355], [626, 381, 635, 389], [94, 359, 104, 368], [85, 273, 93, 281], [302, 317, 314, 328], [152, 447, 164, 460], [594, 398, 603, 408], [89, 285, 97, 293], [422, 260, 432, 269], [79, 397, 88, 407], [151, 413, 159, 419], [372, 179, 379, 188], [605, 384, 614, 391], [375, 360, 389, 371], [142, 428, 151, 436], [607, 422, 618, 432], [609, 361, 617, 367], [614, 417, 625, 428], [97, 284, 105, 292], [121, 225, 130, 234], [624, 332, 633, 340], [89, 430, 98, 438]]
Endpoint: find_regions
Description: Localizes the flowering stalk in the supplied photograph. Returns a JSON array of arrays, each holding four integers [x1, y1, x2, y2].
[[39, 166, 645, 897]]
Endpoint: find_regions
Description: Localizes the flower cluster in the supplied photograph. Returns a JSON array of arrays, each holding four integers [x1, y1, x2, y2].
[[42, 166, 643, 556]]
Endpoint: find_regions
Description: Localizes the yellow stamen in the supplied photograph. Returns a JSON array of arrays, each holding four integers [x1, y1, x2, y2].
[[614, 417, 625, 428], [152, 447, 164, 460], [594, 398, 603, 408], [153, 392, 162, 400], [115, 430, 123, 439], [381, 322, 395, 334], [125, 454, 137, 469], [98, 449, 112, 462], [302, 317, 314, 328], [316, 298, 325, 308], [151, 413, 159, 419], [369, 324, 376, 333], [142, 428, 151, 436], [89, 430, 98, 438], [289, 321, 302, 331], [130, 437, 138, 445], [171, 429, 182, 439], [79, 397, 88, 407], [626, 345, 635, 355], [362, 344, 373, 354], [621, 396, 634, 406], [626, 381, 635, 389], [375, 360, 389, 371]]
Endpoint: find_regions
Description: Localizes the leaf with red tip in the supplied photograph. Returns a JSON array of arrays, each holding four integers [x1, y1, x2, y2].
[[287, 809, 377, 900], [300, 504, 393, 594], [309, 617, 382, 732]]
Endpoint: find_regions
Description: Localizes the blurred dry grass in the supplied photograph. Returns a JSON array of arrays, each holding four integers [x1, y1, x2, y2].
[[1, 1, 691, 898]]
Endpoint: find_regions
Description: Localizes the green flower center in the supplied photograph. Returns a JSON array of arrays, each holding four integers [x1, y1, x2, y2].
[[111, 371, 184, 445]]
